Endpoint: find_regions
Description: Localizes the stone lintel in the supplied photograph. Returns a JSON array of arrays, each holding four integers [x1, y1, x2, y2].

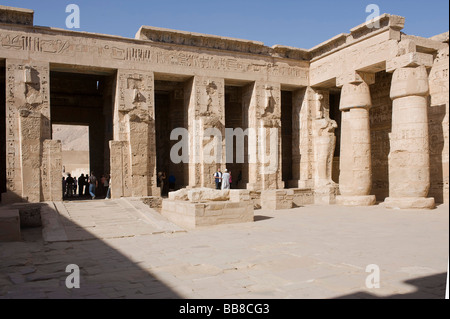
[[0, 5, 33, 26], [386, 52, 434, 73]]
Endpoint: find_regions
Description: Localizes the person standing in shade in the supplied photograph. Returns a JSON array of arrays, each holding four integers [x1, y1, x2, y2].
[[84, 173, 89, 197], [168, 174, 176, 191], [221, 169, 231, 190], [62, 177, 66, 199], [78, 174, 85, 197], [88, 172, 98, 200], [73, 176, 77, 196], [105, 175, 111, 200], [66, 174, 74, 197], [237, 170, 242, 189], [214, 169, 222, 190]]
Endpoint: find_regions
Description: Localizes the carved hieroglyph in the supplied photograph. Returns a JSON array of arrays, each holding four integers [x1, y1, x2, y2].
[[2, 59, 55, 203]]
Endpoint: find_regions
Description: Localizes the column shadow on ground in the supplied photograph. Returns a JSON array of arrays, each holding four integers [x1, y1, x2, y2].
[[0, 201, 181, 299], [333, 272, 447, 299]]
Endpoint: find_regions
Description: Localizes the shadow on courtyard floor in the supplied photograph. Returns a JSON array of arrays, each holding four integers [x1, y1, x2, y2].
[[333, 272, 447, 299], [0, 201, 180, 299]]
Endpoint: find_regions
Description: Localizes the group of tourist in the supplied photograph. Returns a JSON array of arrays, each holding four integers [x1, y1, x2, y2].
[[62, 172, 111, 200], [213, 169, 242, 190]]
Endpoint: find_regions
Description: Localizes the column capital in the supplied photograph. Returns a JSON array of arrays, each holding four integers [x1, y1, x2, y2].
[[390, 65, 429, 100], [339, 81, 372, 111]]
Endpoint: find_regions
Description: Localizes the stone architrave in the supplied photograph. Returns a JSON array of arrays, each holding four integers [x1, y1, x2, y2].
[[186, 76, 226, 189], [2, 60, 51, 204], [336, 79, 377, 206], [384, 65, 435, 209], [112, 69, 159, 198]]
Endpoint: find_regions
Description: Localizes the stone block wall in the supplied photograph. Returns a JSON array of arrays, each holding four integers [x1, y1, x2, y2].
[[261, 190, 294, 210], [161, 198, 254, 229]]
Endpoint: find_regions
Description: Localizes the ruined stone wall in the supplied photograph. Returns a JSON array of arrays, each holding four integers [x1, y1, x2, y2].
[[370, 71, 393, 202]]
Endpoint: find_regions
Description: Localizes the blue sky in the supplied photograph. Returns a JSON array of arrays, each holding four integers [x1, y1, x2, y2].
[[1, 0, 449, 49]]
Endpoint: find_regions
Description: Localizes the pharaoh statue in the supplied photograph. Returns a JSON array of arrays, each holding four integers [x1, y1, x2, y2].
[[312, 93, 338, 188]]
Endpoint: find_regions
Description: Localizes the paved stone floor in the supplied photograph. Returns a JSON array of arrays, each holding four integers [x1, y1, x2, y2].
[[0, 199, 448, 299]]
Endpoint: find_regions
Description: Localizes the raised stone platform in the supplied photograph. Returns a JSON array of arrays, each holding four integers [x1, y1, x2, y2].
[[162, 188, 254, 229], [261, 190, 294, 210]]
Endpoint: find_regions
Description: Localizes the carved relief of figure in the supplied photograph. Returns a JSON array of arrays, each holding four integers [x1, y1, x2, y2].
[[313, 93, 338, 187], [205, 81, 217, 114], [264, 85, 275, 114]]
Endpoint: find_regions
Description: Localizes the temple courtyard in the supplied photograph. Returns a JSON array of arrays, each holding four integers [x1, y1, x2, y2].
[[0, 199, 448, 299]]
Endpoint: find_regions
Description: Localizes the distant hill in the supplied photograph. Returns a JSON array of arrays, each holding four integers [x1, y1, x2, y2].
[[52, 125, 89, 151]]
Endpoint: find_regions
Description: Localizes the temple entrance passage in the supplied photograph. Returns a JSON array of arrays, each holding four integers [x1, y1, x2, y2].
[[50, 68, 115, 199], [52, 124, 90, 199], [224, 85, 249, 190], [154, 77, 190, 194]]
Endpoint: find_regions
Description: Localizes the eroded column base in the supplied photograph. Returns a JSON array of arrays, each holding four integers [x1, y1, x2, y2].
[[336, 195, 376, 206], [384, 197, 435, 210]]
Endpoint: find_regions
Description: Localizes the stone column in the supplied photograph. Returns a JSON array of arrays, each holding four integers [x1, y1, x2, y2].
[[245, 82, 284, 191], [186, 76, 226, 189], [2, 60, 51, 204], [384, 65, 435, 209], [336, 81, 376, 206], [111, 69, 159, 198]]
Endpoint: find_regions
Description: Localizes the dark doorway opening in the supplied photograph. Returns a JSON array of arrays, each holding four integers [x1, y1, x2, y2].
[[225, 85, 249, 190], [154, 79, 189, 194], [281, 91, 293, 186], [50, 69, 115, 199], [329, 90, 341, 184]]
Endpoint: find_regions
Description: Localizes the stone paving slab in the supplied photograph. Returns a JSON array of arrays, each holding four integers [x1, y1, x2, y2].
[[0, 202, 448, 299], [43, 199, 183, 242]]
